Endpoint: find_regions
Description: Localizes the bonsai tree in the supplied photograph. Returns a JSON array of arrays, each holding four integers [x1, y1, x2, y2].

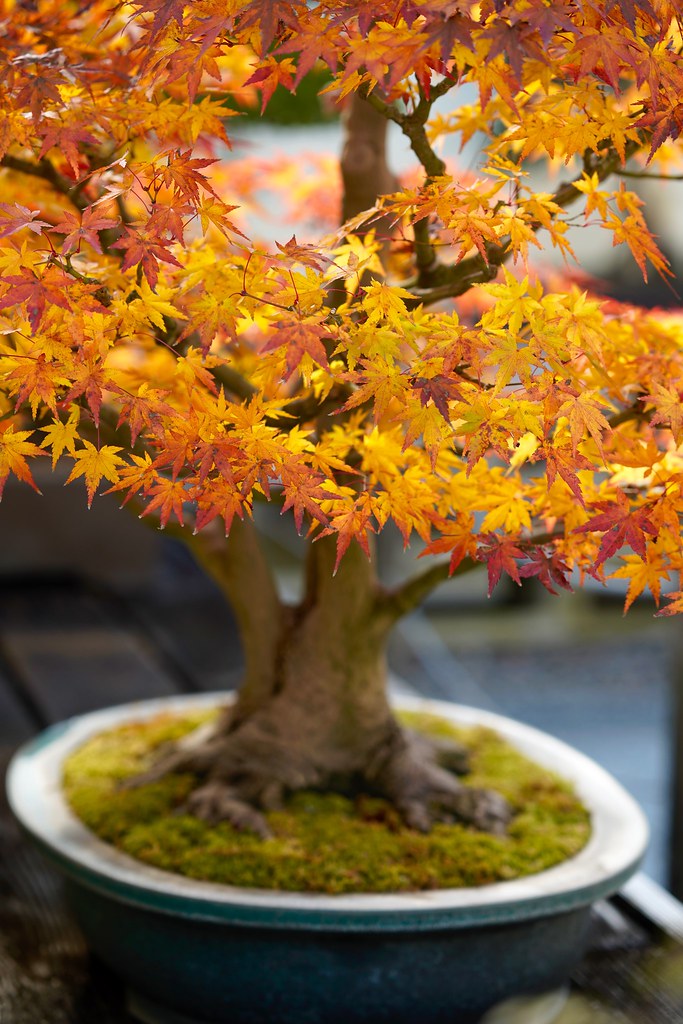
[[1, 0, 682, 836]]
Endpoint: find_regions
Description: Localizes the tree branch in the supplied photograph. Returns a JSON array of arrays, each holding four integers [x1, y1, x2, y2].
[[404, 138, 646, 308], [375, 555, 481, 627], [607, 399, 647, 429], [615, 170, 683, 181], [375, 528, 565, 626], [1, 154, 88, 211], [361, 87, 450, 281], [186, 516, 286, 715]]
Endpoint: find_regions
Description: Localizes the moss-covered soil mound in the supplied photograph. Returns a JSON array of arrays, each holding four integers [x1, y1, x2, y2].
[[63, 709, 591, 894]]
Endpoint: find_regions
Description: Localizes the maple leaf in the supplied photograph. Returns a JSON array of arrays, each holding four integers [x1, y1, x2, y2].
[[542, 442, 593, 506], [126, 279, 185, 331], [480, 19, 541, 85], [318, 498, 376, 574], [53, 208, 119, 255], [410, 374, 464, 422], [341, 360, 406, 421], [66, 442, 126, 507], [275, 236, 337, 273], [194, 481, 249, 534], [14, 64, 63, 121], [569, 24, 645, 93], [111, 227, 183, 290], [0, 424, 45, 498], [175, 351, 218, 396], [477, 534, 526, 597], [420, 513, 478, 575], [244, 58, 297, 113], [261, 319, 331, 380], [158, 150, 219, 205], [401, 402, 451, 469], [518, 1, 575, 44], [196, 198, 245, 241], [518, 547, 573, 595], [558, 392, 612, 458], [275, 18, 342, 87], [40, 412, 80, 468], [611, 549, 669, 612], [0, 203, 51, 239], [236, 0, 303, 55], [598, 0, 655, 31], [111, 384, 176, 446], [635, 100, 683, 161], [0, 268, 71, 330], [140, 477, 190, 528], [131, 0, 186, 42], [656, 591, 683, 618], [38, 123, 99, 177], [574, 491, 658, 566], [63, 363, 108, 426], [642, 383, 683, 444], [7, 352, 66, 416], [280, 462, 333, 533], [194, 437, 241, 486], [422, 10, 475, 60]]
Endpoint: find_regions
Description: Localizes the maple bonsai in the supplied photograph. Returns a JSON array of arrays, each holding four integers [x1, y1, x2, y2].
[[1, 0, 683, 838]]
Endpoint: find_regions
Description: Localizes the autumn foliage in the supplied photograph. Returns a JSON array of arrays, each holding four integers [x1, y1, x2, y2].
[[1, 0, 683, 617]]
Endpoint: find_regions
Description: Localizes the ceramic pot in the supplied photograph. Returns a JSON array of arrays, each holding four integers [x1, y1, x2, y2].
[[6, 694, 648, 1024]]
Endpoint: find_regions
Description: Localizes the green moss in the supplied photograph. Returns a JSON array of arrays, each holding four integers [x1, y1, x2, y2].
[[63, 708, 591, 894]]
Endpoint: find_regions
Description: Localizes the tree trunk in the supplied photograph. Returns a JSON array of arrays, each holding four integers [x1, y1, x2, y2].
[[132, 531, 510, 836]]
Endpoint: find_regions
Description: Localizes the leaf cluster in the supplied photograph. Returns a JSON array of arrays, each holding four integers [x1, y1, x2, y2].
[[0, 0, 682, 612]]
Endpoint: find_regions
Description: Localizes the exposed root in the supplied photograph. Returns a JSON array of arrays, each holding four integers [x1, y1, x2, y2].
[[121, 717, 512, 839], [366, 725, 512, 835], [182, 783, 272, 838]]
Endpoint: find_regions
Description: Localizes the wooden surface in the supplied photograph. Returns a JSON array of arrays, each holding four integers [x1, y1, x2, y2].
[[1, 567, 682, 1024]]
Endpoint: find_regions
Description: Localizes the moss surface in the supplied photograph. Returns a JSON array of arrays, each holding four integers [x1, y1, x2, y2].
[[63, 709, 591, 894]]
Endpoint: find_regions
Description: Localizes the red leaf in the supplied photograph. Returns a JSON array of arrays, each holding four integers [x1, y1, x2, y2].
[[111, 227, 183, 289], [0, 203, 51, 238], [477, 534, 526, 596], [574, 491, 658, 566], [0, 268, 71, 330], [280, 462, 332, 533], [261, 319, 331, 379], [38, 123, 99, 177], [410, 375, 464, 423], [53, 207, 119, 255], [518, 547, 573, 595]]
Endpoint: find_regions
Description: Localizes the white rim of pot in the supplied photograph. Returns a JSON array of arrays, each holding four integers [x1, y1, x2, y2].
[[6, 693, 649, 931]]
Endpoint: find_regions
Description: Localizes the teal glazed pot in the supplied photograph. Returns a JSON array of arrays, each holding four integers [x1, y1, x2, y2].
[[6, 695, 649, 1024]]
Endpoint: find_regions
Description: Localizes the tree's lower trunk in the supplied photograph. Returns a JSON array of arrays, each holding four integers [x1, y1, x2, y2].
[[132, 528, 510, 837]]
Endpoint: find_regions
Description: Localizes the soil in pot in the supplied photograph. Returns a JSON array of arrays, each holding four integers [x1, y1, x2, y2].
[[62, 707, 591, 894]]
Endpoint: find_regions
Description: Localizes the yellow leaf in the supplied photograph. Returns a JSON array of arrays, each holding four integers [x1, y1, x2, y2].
[[362, 280, 414, 331], [611, 550, 670, 612], [0, 425, 44, 497], [66, 441, 126, 507], [509, 431, 540, 470], [127, 280, 185, 331], [40, 411, 80, 468]]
